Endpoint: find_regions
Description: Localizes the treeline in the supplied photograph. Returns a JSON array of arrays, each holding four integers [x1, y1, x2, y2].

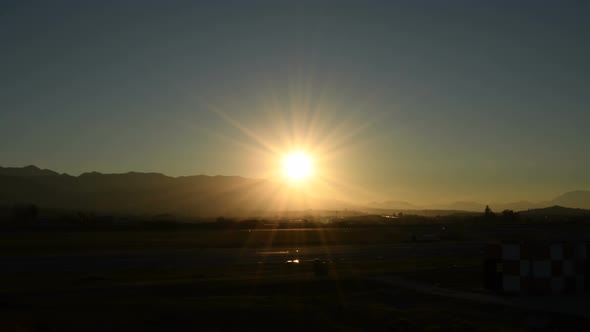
[[1, 204, 588, 231]]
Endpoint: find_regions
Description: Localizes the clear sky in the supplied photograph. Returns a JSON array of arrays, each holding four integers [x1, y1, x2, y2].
[[1, 1, 589, 204]]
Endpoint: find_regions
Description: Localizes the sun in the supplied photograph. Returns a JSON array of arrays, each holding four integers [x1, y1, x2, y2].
[[283, 152, 313, 180]]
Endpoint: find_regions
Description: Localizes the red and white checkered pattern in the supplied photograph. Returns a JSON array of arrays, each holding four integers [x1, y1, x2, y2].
[[486, 242, 588, 294]]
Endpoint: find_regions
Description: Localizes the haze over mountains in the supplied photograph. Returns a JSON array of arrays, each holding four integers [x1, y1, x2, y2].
[[1, 165, 589, 217], [367, 191, 590, 212]]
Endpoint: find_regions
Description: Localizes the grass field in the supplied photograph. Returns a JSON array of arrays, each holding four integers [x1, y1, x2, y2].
[[1, 269, 587, 332], [1, 225, 589, 331]]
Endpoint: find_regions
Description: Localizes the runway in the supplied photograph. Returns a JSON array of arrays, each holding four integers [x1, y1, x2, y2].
[[0, 241, 483, 273]]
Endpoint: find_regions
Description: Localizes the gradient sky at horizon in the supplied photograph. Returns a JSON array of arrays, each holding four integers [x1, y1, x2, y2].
[[1, 0, 589, 204]]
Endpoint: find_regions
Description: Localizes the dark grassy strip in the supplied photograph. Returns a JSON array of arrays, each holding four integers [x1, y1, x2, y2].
[[1, 275, 587, 332], [3, 222, 589, 256]]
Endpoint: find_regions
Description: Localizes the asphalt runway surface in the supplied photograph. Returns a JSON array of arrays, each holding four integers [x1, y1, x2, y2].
[[0, 241, 483, 274]]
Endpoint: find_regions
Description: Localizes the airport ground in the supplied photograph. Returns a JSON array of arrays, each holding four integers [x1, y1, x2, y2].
[[1, 225, 589, 331]]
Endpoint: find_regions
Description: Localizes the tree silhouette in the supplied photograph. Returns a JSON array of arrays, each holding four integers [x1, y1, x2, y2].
[[12, 204, 39, 223], [484, 205, 495, 219]]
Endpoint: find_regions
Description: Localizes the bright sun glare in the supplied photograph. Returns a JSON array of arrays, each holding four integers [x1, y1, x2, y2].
[[283, 152, 313, 180]]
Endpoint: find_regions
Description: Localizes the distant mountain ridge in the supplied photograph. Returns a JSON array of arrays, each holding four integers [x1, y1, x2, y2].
[[0, 165, 60, 177], [550, 191, 590, 209], [369, 191, 590, 212], [1, 165, 589, 217], [519, 205, 590, 216], [0, 165, 347, 217]]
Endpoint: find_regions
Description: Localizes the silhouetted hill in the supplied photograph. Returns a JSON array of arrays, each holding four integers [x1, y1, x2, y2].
[[0, 166, 324, 217], [519, 205, 590, 216], [0, 165, 60, 177], [2, 166, 589, 218], [549, 191, 590, 209], [369, 192, 590, 212]]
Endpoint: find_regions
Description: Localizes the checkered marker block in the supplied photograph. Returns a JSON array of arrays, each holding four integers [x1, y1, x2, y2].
[[485, 242, 589, 295], [498, 243, 525, 292]]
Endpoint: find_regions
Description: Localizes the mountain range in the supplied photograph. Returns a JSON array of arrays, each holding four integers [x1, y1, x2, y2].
[[367, 191, 590, 212], [365, 200, 534, 212], [1, 165, 589, 217], [0, 165, 345, 217]]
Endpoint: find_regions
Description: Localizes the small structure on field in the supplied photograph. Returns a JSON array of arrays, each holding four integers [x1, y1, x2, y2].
[[484, 242, 589, 295]]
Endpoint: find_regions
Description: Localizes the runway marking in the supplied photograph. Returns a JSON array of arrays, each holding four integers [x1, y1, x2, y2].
[[257, 251, 290, 255]]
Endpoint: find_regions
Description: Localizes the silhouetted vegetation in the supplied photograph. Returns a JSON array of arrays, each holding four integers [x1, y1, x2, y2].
[[1, 203, 589, 233], [11, 203, 38, 224], [483, 205, 495, 219], [501, 209, 519, 221]]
